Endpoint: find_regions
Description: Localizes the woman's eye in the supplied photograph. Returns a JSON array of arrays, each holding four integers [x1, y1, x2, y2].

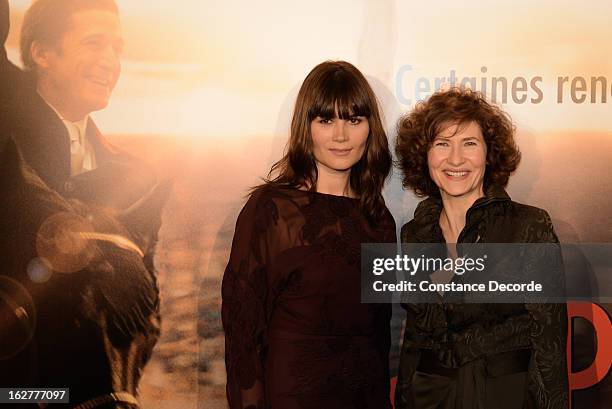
[[434, 141, 449, 147], [349, 117, 362, 125], [465, 141, 478, 146], [319, 118, 333, 124]]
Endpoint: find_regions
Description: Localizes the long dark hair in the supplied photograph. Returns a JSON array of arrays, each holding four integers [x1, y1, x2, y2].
[[266, 60, 392, 223]]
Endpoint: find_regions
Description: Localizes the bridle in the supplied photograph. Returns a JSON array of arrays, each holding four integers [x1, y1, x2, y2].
[[79, 232, 145, 258], [72, 391, 140, 409]]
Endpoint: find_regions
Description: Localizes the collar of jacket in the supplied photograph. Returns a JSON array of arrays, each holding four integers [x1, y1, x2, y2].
[[411, 184, 511, 243]]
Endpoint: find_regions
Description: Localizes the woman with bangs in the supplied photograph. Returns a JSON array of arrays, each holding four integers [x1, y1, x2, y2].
[[394, 88, 568, 409], [222, 60, 396, 409]]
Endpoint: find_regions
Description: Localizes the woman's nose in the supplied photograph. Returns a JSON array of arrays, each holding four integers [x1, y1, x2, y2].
[[332, 121, 348, 142], [448, 145, 464, 165]]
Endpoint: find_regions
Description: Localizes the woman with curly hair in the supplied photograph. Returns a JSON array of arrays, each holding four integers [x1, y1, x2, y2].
[[394, 88, 568, 409], [222, 61, 396, 409]]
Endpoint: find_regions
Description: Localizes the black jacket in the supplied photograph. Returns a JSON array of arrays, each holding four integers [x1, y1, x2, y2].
[[396, 185, 569, 409]]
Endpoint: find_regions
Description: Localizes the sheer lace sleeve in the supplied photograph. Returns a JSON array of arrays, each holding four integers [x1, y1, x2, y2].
[[222, 188, 278, 409]]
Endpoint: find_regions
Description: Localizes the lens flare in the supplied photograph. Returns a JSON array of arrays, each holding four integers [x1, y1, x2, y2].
[[36, 212, 97, 273], [0, 276, 36, 360], [27, 257, 53, 283]]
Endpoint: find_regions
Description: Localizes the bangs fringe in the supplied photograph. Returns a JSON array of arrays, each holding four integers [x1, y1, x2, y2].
[[307, 71, 372, 120]]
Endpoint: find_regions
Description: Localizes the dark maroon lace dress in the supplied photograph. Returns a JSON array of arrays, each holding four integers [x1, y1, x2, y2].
[[222, 185, 396, 409]]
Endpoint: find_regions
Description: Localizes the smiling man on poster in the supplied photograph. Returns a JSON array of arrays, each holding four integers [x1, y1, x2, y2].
[[0, 0, 154, 208]]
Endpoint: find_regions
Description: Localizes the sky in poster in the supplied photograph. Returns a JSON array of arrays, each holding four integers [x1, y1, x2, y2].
[[6, 0, 612, 137]]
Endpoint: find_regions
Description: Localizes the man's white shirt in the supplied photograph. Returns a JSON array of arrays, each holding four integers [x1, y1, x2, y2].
[[38, 93, 97, 176]]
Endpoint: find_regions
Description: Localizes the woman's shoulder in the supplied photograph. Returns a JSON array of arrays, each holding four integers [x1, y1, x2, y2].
[[399, 218, 416, 240], [505, 200, 551, 218], [399, 195, 444, 242], [239, 183, 305, 225], [399, 217, 435, 243], [247, 183, 303, 203], [399, 199, 442, 243], [505, 200, 554, 229], [499, 200, 558, 243], [243, 183, 290, 212]]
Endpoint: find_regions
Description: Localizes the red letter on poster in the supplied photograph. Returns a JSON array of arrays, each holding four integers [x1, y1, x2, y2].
[[567, 302, 612, 408]]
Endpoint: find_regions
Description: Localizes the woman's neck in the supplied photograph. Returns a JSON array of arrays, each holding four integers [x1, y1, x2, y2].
[[315, 163, 353, 197], [439, 189, 484, 243]]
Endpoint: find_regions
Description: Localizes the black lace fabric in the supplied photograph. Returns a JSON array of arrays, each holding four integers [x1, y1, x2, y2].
[[222, 185, 396, 409]]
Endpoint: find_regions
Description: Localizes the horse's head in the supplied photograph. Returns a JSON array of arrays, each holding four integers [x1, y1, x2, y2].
[[0, 139, 170, 408]]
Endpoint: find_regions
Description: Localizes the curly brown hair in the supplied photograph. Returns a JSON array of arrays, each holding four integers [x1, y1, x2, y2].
[[395, 88, 521, 197]]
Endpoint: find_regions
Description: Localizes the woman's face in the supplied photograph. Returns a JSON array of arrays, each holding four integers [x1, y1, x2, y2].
[[427, 121, 487, 201], [310, 113, 369, 174]]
